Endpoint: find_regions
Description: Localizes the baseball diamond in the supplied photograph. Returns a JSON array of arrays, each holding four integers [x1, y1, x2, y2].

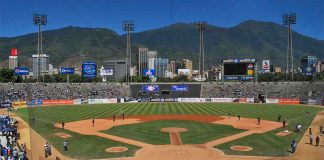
[[11, 102, 324, 160]]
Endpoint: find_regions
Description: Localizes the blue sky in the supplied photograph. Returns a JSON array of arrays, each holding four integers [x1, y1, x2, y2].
[[0, 0, 323, 40]]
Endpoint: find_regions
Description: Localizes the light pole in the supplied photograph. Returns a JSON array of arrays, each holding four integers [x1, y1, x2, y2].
[[195, 21, 207, 82], [122, 21, 135, 84], [33, 14, 47, 82], [283, 13, 296, 81]]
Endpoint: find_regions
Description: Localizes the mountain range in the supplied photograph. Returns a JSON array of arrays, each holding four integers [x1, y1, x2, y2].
[[0, 20, 323, 70]]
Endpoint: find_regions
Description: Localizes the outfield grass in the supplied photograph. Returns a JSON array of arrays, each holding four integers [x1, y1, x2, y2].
[[14, 103, 323, 158], [103, 120, 245, 145]]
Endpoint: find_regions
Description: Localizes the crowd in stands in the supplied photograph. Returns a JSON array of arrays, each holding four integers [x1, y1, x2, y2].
[[201, 82, 324, 100], [0, 114, 26, 160], [0, 82, 323, 103], [0, 83, 129, 102]]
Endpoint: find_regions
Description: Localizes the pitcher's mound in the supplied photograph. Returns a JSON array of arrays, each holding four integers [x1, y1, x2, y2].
[[54, 133, 72, 139], [276, 130, 292, 136], [105, 147, 128, 153], [231, 145, 253, 151], [160, 127, 188, 133]]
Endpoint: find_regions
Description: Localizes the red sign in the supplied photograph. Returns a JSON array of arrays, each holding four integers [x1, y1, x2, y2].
[[43, 100, 74, 105], [278, 99, 300, 104], [11, 48, 18, 56]]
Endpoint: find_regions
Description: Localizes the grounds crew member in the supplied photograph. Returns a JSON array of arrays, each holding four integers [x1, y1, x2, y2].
[[64, 140, 68, 151], [320, 125, 322, 136], [315, 136, 320, 147]]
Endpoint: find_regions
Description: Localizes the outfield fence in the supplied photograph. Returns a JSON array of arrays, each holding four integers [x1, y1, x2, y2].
[[7, 97, 323, 109]]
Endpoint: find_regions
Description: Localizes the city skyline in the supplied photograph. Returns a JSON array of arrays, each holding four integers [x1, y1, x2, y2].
[[0, 0, 323, 40]]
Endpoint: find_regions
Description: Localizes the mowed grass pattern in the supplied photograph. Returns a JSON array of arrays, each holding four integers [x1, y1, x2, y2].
[[103, 120, 245, 145], [14, 103, 323, 158]]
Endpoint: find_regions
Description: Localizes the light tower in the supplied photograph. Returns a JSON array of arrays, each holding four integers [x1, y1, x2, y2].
[[122, 21, 135, 84], [282, 13, 296, 81], [195, 21, 207, 82], [33, 13, 47, 82]]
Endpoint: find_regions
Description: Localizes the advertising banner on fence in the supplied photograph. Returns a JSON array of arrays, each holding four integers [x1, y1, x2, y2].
[[43, 100, 74, 105], [307, 99, 317, 105], [278, 99, 300, 104], [0, 102, 12, 108], [177, 98, 205, 102], [27, 99, 42, 106], [266, 98, 279, 104], [12, 101, 27, 108], [73, 99, 82, 105], [142, 85, 159, 92], [246, 98, 255, 103], [107, 98, 118, 103], [171, 85, 188, 92], [88, 98, 118, 104], [239, 98, 247, 103], [211, 98, 235, 103]]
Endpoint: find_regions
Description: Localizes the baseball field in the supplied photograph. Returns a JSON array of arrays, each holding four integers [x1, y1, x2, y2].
[[13, 103, 323, 160]]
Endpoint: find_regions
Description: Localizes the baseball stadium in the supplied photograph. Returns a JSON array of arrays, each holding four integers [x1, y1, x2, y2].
[[2, 82, 324, 160], [1, 1, 324, 160]]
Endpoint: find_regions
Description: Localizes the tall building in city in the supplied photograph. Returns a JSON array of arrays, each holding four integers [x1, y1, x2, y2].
[[182, 59, 193, 78], [300, 56, 317, 75], [175, 61, 183, 72], [147, 51, 157, 70], [137, 48, 148, 77], [169, 61, 176, 74], [154, 58, 168, 78], [315, 60, 322, 73], [8, 48, 18, 69], [8, 56, 18, 69], [104, 59, 126, 81], [32, 54, 49, 77]]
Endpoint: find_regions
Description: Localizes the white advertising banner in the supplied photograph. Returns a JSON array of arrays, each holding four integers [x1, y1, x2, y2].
[[73, 99, 82, 105], [107, 98, 118, 103], [265, 98, 279, 104], [211, 98, 235, 103], [262, 60, 270, 72], [88, 99, 118, 104], [177, 98, 205, 102], [246, 98, 255, 103]]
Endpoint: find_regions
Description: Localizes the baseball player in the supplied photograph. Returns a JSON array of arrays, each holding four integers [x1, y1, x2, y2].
[[257, 117, 260, 125]]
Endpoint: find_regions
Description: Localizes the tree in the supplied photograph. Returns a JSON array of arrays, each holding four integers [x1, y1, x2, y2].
[[0, 69, 14, 82], [173, 75, 188, 82]]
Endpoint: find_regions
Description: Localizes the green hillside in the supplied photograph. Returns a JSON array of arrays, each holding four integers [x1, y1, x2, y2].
[[1, 20, 323, 69]]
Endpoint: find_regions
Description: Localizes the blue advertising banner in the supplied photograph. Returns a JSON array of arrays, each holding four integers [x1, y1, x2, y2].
[[241, 76, 254, 81], [82, 62, 97, 78], [144, 69, 155, 76], [14, 67, 29, 75], [60, 68, 75, 75], [224, 76, 254, 81], [27, 99, 42, 106], [171, 85, 188, 92], [224, 76, 240, 80], [301, 67, 315, 75], [142, 85, 159, 92], [0, 102, 12, 108]]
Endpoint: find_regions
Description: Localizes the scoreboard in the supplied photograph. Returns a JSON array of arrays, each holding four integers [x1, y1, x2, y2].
[[222, 58, 256, 81]]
